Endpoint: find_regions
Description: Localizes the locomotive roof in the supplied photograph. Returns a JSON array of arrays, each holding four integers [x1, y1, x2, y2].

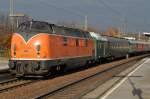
[[89, 32, 108, 41], [22, 20, 55, 25], [18, 21, 92, 39], [20, 20, 89, 32]]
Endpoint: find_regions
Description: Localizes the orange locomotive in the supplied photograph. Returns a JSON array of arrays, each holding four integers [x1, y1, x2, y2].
[[9, 21, 94, 76]]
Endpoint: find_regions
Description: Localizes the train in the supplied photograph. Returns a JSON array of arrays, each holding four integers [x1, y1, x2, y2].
[[9, 21, 150, 77]]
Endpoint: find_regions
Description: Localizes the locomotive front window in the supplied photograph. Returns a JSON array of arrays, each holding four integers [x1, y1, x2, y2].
[[17, 21, 52, 33], [17, 22, 30, 32]]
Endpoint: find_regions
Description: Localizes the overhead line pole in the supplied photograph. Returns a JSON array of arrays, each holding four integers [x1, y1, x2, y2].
[[9, 0, 14, 31], [97, 0, 127, 35], [84, 15, 88, 31], [9, 0, 14, 15]]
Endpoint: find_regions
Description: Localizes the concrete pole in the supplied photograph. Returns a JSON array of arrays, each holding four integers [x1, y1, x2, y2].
[[84, 15, 88, 31], [138, 32, 141, 40], [9, 0, 14, 32]]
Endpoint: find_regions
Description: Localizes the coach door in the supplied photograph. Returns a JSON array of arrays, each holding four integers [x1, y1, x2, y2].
[[103, 42, 108, 57], [100, 41, 106, 58], [104, 41, 109, 57]]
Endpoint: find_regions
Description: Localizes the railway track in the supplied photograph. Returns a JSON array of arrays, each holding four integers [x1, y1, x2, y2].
[[36, 58, 141, 99], [0, 78, 38, 93], [34, 55, 149, 99], [0, 54, 149, 99]]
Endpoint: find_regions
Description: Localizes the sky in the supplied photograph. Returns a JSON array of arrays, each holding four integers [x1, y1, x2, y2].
[[0, 0, 150, 33]]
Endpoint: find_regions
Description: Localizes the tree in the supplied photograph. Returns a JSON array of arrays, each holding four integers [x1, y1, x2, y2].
[[102, 26, 121, 37]]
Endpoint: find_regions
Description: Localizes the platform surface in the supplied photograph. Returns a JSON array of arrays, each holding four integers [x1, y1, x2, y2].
[[82, 57, 150, 99], [0, 58, 9, 71], [102, 58, 150, 99]]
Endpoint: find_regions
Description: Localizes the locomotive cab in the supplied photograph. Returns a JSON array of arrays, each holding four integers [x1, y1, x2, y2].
[[9, 21, 53, 76]]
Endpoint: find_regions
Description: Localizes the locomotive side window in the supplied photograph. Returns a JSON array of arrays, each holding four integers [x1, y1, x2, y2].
[[63, 37, 68, 46], [52, 26, 62, 35], [64, 28, 73, 36], [76, 39, 79, 47], [70, 30, 77, 37], [52, 26, 69, 36], [61, 29, 66, 36], [81, 31, 85, 38], [75, 30, 84, 38], [75, 31, 81, 37]]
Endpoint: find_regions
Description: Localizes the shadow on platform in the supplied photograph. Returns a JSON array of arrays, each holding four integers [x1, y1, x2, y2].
[[114, 75, 143, 99]]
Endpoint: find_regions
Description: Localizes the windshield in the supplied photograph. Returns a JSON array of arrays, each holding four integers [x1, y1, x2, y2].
[[17, 21, 52, 33]]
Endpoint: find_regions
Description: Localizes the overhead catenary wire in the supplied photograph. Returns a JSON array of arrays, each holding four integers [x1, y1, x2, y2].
[[38, 0, 85, 18], [96, 0, 127, 33], [12, 0, 149, 33], [36, 0, 124, 31], [96, 0, 123, 17]]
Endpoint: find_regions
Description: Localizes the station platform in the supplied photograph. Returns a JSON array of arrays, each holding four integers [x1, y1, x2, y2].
[[82, 57, 150, 99], [0, 58, 9, 72]]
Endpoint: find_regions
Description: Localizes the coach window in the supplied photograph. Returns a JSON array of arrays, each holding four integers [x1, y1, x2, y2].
[[63, 37, 68, 46], [99, 43, 101, 48]]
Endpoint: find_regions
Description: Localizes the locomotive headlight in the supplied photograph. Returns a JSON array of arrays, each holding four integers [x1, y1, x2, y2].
[[34, 42, 41, 58]]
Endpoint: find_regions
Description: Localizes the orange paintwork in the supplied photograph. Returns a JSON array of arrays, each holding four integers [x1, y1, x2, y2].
[[11, 33, 94, 60]]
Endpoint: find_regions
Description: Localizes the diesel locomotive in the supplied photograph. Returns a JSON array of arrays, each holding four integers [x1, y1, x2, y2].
[[9, 21, 150, 77], [9, 21, 94, 76]]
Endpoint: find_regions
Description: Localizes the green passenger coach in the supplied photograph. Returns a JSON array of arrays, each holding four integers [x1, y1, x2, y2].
[[89, 32, 110, 62]]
